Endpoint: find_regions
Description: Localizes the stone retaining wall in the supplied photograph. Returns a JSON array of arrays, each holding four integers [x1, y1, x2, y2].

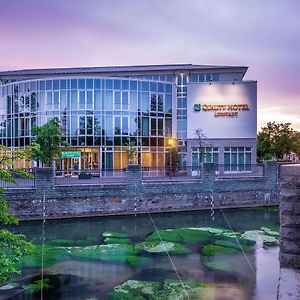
[[279, 164, 300, 269], [5, 162, 279, 220]]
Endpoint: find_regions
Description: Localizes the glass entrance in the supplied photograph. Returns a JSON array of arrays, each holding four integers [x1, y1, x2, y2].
[[64, 157, 81, 176]]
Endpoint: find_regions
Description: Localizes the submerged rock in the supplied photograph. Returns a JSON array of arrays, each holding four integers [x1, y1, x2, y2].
[[50, 237, 98, 247], [104, 237, 131, 244], [135, 241, 191, 255], [260, 227, 279, 237], [107, 279, 215, 300], [202, 244, 240, 256], [69, 244, 138, 262], [214, 240, 252, 252], [241, 230, 278, 244]]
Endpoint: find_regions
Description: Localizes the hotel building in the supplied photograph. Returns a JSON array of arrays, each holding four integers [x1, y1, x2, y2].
[[0, 64, 257, 173]]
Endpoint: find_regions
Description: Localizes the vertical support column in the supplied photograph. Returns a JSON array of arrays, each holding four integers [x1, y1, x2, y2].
[[34, 168, 55, 218], [125, 165, 142, 192], [279, 164, 300, 269], [264, 160, 278, 190], [202, 162, 215, 192]]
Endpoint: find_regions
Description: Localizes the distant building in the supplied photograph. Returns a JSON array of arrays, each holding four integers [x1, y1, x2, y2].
[[0, 64, 257, 174]]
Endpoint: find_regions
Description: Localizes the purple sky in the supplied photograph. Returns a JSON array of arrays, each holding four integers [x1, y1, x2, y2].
[[0, 0, 299, 130]]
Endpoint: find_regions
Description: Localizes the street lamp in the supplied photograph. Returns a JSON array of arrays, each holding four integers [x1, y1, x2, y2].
[[168, 138, 174, 176]]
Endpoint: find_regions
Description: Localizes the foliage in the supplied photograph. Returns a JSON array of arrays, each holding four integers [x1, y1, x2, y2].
[[0, 145, 37, 282], [257, 122, 299, 161], [135, 241, 191, 254], [31, 117, 67, 165], [107, 279, 215, 300], [166, 147, 180, 168], [25, 278, 53, 294], [202, 244, 240, 256], [126, 141, 137, 164]]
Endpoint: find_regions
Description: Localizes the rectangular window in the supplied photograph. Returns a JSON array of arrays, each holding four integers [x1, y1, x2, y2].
[[54, 91, 59, 110], [122, 116, 128, 135], [94, 90, 101, 110], [142, 117, 149, 136], [157, 94, 163, 111], [79, 116, 85, 135], [114, 116, 121, 135], [150, 94, 157, 111], [71, 90, 77, 110], [86, 91, 93, 110], [130, 91, 138, 111], [105, 90, 113, 110], [79, 91, 85, 110], [141, 92, 149, 112], [224, 147, 252, 172], [86, 116, 93, 135], [122, 91, 128, 110]]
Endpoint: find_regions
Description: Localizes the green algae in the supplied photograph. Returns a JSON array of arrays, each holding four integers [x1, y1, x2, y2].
[[25, 278, 53, 294], [107, 279, 215, 300], [107, 280, 160, 300], [261, 227, 279, 237], [135, 241, 191, 255], [18, 244, 70, 268], [241, 230, 278, 244], [203, 261, 235, 272], [175, 228, 211, 243], [127, 256, 153, 266], [145, 230, 182, 242], [69, 244, 138, 262], [104, 237, 131, 244], [202, 244, 240, 256], [214, 240, 252, 252], [103, 231, 128, 239]]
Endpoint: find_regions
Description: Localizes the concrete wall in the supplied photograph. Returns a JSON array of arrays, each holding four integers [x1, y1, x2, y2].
[[5, 162, 279, 220], [279, 164, 300, 269]]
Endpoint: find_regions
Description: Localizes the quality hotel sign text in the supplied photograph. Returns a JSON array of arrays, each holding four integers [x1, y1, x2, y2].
[[193, 103, 249, 117]]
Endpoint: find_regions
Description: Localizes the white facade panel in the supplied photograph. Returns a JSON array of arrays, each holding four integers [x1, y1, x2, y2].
[[187, 81, 257, 139]]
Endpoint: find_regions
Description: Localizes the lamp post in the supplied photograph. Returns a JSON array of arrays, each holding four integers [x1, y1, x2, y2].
[[168, 138, 174, 176]]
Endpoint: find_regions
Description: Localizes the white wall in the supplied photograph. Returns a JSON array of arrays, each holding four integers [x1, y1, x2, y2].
[[187, 81, 257, 139]]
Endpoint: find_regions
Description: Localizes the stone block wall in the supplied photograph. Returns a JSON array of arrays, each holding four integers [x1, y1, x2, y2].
[[5, 162, 279, 220], [279, 164, 300, 268]]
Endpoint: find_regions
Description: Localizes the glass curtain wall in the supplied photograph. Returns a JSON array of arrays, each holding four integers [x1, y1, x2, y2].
[[0, 78, 173, 170]]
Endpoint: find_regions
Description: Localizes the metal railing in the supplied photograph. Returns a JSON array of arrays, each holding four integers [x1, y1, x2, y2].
[[54, 168, 126, 186], [0, 168, 35, 189], [142, 166, 202, 181], [214, 164, 265, 179]]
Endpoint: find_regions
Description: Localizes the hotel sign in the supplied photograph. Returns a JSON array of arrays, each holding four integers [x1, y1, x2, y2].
[[61, 151, 81, 158], [193, 103, 249, 117]]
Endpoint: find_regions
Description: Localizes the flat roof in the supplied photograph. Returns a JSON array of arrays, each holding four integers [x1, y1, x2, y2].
[[0, 63, 248, 78]]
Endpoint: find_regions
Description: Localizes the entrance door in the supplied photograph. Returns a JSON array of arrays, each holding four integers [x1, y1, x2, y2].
[[63, 157, 81, 176], [71, 158, 81, 176]]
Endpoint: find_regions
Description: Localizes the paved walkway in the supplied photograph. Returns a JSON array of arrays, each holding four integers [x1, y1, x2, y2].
[[278, 268, 300, 299]]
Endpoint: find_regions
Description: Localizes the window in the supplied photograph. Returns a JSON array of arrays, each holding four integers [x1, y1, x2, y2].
[[224, 147, 252, 171], [192, 147, 219, 168]]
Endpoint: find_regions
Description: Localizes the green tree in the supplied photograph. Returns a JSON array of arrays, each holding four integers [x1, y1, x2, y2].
[[257, 122, 297, 161], [0, 145, 36, 282], [166, 147, 180, 169], [31, 117, 67, 166]]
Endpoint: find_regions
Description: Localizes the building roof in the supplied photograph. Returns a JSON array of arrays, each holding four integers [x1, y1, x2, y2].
[[0, 63, 248, 78]]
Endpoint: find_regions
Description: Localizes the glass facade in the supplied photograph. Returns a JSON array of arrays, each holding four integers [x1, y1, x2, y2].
[[224, 147, 252, 171], [0, 78, 173, 169], [0, 65, 256, 171]]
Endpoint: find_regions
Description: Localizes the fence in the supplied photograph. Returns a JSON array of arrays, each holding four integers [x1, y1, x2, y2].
[[0, 168, 35, 189], [54, 169, 126, 186], [214, 164, 265, 179], [142, 166, 202, 181]]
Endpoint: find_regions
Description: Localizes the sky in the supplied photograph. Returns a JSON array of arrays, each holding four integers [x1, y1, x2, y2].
[[0, 0, 299, 131]]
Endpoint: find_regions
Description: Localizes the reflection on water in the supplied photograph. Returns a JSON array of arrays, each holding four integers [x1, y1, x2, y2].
[[1, 207, 279, 300]]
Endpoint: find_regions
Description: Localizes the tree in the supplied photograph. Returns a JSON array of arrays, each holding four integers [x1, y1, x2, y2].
[[166, 147, 180, 169], [0, 145, 37, 282], [194, 129, 210, 164], [31, 117, 67, 166], [257, 122, 297, 161], [126, 141, 137, 165]]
